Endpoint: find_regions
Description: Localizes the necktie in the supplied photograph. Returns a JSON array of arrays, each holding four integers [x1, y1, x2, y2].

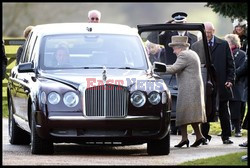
[[208, 40, 213, 52]]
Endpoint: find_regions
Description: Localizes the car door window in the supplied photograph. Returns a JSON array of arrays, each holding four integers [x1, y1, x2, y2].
[[22, 32, 37, 63]]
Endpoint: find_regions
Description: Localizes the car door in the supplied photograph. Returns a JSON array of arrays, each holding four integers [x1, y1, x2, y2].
[[9, 32, 37, 122], [137, 23, 219, 123]]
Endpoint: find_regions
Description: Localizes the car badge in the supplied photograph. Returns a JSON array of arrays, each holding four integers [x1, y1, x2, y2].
[[86, 27, 92, 32], [102, 66, 107, 84]]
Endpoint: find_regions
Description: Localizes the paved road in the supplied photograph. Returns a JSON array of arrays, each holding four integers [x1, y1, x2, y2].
[[2, 118, 247, 165]]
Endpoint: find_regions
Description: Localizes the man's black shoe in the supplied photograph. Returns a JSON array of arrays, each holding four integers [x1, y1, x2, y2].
[[239, 142, 248, 147], [223, 139, 233, 144]]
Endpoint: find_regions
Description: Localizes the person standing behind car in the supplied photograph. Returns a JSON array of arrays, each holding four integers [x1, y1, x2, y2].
[[156, 35, 207, 148], [88, 10, 101, 23], [16, 25, 34, 65], [201, 22, 235, 145], [224, 34, 247, 137], [232, 19, 248, 54], [232, 18, 248, 132], [2, 40, 7, 80], [145, 40, 166, 65], [236, 54, 248, 161]]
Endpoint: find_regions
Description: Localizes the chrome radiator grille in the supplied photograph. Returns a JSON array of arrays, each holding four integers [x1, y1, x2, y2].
[[85, 85, 128, 117]]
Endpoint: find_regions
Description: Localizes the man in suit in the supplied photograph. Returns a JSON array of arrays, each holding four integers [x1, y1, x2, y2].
[[200, 22, 235, 144]]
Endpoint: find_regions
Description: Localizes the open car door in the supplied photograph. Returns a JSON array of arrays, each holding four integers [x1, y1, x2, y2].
[[137, 23, 219, 132]]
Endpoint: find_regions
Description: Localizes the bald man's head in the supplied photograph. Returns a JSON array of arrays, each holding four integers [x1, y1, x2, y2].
[[204, 22, 215, 41]]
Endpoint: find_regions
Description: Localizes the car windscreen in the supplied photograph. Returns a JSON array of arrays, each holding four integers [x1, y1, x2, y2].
[[39, 34, 148, 70]]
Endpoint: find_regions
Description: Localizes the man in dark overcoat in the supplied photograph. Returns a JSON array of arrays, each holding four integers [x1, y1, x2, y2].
[[201, 22, 235, 144]]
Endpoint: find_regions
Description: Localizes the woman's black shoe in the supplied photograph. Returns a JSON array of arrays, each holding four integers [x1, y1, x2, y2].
[[207, 135, 212, 142], [174, 140, 189, 148], [191, 138, 206, 147], [202, 135, 212, 145]]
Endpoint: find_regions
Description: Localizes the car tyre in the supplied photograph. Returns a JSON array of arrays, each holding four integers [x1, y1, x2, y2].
[[147, 132, 170, 155], [31, 104, 54, 155], [8, 97, 30, 145]]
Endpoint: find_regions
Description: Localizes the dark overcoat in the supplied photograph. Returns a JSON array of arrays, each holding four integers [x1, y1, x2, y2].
[[236, 54, 248, 102], [229, 49, 247, 102], [210, 36, 235, 101]]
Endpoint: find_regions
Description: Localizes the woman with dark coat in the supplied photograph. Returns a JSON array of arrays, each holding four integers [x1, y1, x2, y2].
[[237, 52, 248, 148], [225, 34, 247, 137]]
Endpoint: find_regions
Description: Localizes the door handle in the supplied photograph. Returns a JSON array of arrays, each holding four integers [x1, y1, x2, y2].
[[23, 79, 29, 83], [11, 72, 16, 78]]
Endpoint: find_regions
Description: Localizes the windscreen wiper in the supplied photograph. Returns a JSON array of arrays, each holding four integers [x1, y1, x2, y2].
[[108, 67, 143, 70]]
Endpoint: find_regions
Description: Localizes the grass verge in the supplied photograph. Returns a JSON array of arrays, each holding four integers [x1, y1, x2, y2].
[[180, 151, 247, 166]]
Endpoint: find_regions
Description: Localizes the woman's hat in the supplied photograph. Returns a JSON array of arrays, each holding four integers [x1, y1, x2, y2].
[[168, 35, 190, 47], [232, 18, 248, 28]]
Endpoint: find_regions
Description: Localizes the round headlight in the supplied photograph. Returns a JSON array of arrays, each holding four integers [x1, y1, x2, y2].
[[63, 92, 79, 107], [148, 91, 161, 105], [130, 91, 146, 107], [40, 91, 46, 104], [48, 92, 60, 105]]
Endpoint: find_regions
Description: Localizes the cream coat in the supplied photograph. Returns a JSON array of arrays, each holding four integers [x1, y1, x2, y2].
[[166, 49, 206, 126]]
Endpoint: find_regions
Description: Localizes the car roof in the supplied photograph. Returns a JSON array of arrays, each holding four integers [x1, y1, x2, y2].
[[32, 23, 138, 36]]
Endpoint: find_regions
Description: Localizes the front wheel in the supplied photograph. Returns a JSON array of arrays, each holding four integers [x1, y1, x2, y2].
[[147, 133, 170, 155], [8, 97, 30, 145], [30, 104, 54, 154]]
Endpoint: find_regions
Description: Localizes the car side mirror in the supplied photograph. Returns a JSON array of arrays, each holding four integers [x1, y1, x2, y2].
[[153, 62, 167, 73], [18, 62, 35, 73]]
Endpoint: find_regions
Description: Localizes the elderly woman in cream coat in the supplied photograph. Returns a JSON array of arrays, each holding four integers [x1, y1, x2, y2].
[[163, 36, 207, 148]]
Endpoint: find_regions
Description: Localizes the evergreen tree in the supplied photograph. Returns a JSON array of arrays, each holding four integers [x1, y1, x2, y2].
[[205, 2, 248, 20]]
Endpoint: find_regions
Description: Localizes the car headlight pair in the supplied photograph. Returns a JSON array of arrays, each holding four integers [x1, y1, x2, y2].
[[41, 91, 79, 107], [130, 91, 161, 107]]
